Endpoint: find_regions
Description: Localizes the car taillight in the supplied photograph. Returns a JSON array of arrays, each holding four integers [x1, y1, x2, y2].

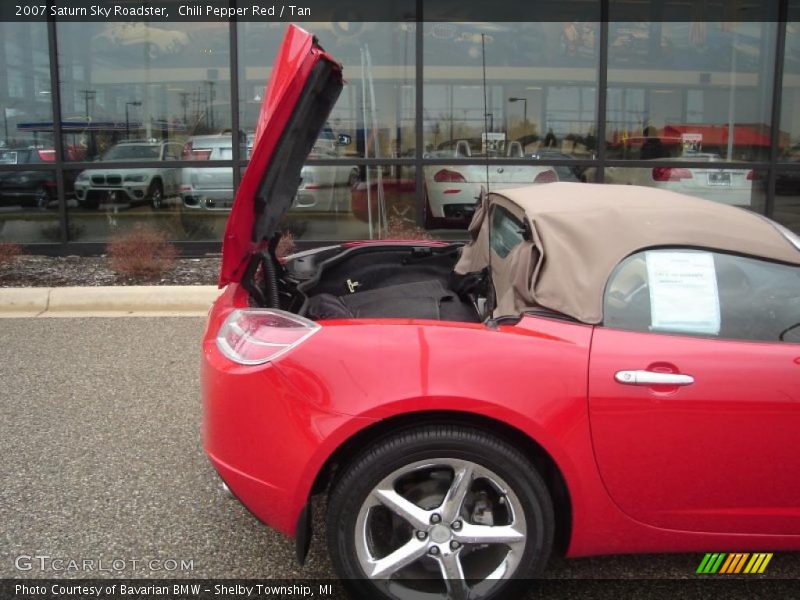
[[216, 309, 320, 365], [37, 150, 56, 162], [534, 170, 558, 183], [181, 142, 212, 160], [746, 170, 761, 180], [652, 167, 693, 182], [433, 169, 466, 183]]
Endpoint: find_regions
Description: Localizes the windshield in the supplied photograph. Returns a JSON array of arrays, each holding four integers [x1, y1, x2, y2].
[[101, 144, 160, 161]]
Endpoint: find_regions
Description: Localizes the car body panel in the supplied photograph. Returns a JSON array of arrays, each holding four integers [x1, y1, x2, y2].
[[589, 326, 800, 535], [293, 162, 356, 212], [180, 135, 240, 211], [424, 163, 558, 221], [0, 148, 64, 208], [602, 157, 754, 207], [219, 25, 343, 286], [203, 278, 800, 555]]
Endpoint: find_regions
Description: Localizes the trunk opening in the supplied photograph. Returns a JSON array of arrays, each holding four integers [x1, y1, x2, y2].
[[241, 243, 487, 323]]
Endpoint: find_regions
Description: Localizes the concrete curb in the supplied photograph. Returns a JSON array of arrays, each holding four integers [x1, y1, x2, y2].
[[0, 286, 221, 317]]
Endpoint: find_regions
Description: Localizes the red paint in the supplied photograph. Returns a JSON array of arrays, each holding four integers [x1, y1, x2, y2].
[[204, 26, 800, 565], [203, 285, 800, 555], [219, 25, 342, 286], [590, 327, 800, 536]]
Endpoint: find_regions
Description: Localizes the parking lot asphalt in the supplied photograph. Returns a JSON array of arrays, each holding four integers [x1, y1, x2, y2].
[[0, 317, 797, 593]]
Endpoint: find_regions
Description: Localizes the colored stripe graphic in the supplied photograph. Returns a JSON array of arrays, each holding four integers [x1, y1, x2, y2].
[[696, 553, 714, 573], [697, 553, 773, 574]]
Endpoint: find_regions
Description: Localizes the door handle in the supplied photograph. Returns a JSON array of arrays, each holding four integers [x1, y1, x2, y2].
[[615, 370, 695, 386]]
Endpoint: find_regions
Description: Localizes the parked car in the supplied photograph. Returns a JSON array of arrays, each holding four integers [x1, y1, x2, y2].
[[600, 153, 756, 207], [180, 134, 245, 211], [423, 140, 558, 228], [74, 140, 183, 209], [181, 133, 354, 213], [0, 147, 65, 208], [527, 149, 587, 182], [203, 26, 800, 600], [292, 160, 359, 213]]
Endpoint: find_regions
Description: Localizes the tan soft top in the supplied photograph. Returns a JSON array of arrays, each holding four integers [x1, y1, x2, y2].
[[455, 182, 800, 323]]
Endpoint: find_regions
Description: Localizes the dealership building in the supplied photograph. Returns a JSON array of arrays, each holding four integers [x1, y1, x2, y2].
[[2, 4, 800, 253]]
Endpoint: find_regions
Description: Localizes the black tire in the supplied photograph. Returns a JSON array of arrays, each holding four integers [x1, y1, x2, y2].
[[148, 180, 165, 210], [327, 425, 555, 600], [423, 191, 436, 230]]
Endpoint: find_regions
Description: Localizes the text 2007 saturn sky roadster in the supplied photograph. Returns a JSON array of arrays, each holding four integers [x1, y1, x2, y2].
[[203, 24, 800, 600]]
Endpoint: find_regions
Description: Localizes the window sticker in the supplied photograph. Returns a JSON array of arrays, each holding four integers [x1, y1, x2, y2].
[[646, 251, 721, 335]]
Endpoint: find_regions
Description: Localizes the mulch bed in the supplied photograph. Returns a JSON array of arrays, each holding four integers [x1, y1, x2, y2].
[[0, 255, 221, 287]]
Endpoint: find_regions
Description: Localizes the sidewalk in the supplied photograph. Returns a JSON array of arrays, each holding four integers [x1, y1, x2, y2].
[[0, 286, 221, 317]]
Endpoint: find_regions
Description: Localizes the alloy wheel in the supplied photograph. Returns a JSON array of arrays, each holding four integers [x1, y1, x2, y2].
[[354, 458, 527, 600]]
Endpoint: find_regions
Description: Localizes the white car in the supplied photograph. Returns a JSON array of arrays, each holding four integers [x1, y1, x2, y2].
[[424, 140, 558, 227], [602, 154, 756, 207], [293, 161, 359, 213], [74, 141, 183, 210]]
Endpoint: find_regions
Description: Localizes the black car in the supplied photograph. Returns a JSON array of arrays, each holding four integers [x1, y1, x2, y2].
[[0, 148, 66, 209]]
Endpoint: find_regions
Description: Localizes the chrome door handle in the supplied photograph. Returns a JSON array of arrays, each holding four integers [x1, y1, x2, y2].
[[615, 370, 695, 386]]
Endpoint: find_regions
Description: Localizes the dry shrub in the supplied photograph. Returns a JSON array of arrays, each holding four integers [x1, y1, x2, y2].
[[106, 225, 177, 280], [381, 216, 433, 241], [0, 242, 22, 271], [276, 231, 296, 258]]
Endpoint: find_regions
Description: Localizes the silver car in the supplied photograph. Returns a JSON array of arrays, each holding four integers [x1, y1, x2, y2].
[[180, 134, 247, 211]]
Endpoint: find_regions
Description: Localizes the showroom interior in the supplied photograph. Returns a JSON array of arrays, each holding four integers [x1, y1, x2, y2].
[[2, 2, 800, 254]]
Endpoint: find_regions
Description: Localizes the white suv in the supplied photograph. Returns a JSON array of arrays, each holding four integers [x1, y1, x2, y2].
[[74, 140, 183, 209]]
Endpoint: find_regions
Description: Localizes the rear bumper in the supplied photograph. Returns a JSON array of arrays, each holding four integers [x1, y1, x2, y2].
[[201, 284, 369, 536], [182, 189, 235, 210]]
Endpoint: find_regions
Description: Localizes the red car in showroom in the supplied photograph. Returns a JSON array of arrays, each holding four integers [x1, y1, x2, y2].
[[203, 25, 800, 599]]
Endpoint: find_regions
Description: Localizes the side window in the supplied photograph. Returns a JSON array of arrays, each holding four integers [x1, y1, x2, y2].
[[604, 249, 800, 343], [490, 206, 525, 259]]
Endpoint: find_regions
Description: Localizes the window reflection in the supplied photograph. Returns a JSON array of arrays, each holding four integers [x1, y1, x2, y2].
[[278, 165, 417, 241], [607, 21, 776, 161], [598, 166, 766, 212], [57, 22, 231, 162], [0, 22, 59, 243], [423, 22, 599, 160], [239, 22, 415, 159], [774, 169, 800, 234]]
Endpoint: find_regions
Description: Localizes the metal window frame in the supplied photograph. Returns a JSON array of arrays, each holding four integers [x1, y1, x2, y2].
[[4, 1, 795, 255]]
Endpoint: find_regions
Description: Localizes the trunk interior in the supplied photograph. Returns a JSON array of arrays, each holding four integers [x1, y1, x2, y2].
[[244, 243, 485, 323]]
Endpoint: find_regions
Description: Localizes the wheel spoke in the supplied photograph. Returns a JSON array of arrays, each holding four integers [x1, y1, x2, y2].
[[453, 522, 525, 546], [440, 464, 474, 521], [366, 538, 428, 578], [437, 552, 470, 600], [372, 487, 430, 530]]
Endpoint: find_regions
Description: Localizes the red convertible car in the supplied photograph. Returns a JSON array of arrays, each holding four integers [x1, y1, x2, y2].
[[203, 25, 800, 599]]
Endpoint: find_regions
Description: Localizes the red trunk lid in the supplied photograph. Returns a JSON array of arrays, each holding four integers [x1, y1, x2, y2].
[[219, 25, 343, 286]]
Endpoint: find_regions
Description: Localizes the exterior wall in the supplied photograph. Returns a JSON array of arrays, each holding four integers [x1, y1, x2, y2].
[[2, 10, 800, 254]]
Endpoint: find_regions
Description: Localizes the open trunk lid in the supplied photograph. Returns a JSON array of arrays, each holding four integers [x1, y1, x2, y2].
[[219, 25, 343, 287]]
